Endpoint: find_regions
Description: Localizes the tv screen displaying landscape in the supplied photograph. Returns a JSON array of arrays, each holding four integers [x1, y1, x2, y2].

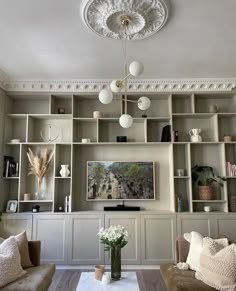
[[87, 161, 155, 200]]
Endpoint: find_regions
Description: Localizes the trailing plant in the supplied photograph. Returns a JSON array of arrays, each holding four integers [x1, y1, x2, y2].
[[192, 165, 226, 187]]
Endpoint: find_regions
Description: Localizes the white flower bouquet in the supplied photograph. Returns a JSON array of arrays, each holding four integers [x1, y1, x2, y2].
[[97, 225, 128, 251]]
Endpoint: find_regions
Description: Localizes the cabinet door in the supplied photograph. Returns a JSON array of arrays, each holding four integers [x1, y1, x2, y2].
[[68, 214, 104, 265], [177, 214, 215, 237], [32, 214, 68, 264], [105, 214, 141, 265], [141, 214, 176, 264], [0, 214, 32, 239], [214, 214, 236, 241]]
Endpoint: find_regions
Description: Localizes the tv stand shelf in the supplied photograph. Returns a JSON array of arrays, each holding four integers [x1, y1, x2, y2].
[[2, 92, 236, 213]]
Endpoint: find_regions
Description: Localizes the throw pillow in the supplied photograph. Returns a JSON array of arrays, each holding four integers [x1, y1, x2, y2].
[[195, 237, 236, 291], [15, 231, 33, 268], [0, 236, 26, 288], [184, 231, 228, 271]]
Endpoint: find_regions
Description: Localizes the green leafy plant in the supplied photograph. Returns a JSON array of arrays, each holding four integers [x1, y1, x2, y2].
[[192, 165, 226, 187]]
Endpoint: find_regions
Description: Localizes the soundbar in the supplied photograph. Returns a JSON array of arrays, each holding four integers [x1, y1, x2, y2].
[[104, 206, 140, 211]]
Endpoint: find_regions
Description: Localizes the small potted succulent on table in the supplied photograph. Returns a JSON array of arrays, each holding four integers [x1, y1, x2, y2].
[[192, 165, 226, 200]]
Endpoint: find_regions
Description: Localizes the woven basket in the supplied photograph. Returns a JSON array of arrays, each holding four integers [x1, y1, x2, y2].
[[199, 186, 213, 200]]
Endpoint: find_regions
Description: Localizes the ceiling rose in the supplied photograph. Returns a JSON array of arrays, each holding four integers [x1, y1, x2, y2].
[[81, 0, 168, 40]]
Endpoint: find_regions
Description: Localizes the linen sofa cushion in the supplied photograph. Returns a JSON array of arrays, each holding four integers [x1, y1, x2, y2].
[[15, 231, 33, 268], [160, 264, 216, 291], [195, 237, 236, 291], [184, 231, 228, 271], [0, 264, 56, 291], [0, 236, 26, 288]]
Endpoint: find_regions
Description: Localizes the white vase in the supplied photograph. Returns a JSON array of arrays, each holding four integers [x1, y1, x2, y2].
[[59, 164, 70, 177]]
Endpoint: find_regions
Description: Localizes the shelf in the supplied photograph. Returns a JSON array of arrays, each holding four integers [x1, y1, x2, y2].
[[28, 114, 72, 120], [172, 113, 215, 118], [55, 176, 71, 179], [19, 200, 53, 203], [192, 200, 226, 203], [174, 176, 190, 179], [226, 176, 236, 178], [6, 114, 27, 119], [3, 177, 19, 179]]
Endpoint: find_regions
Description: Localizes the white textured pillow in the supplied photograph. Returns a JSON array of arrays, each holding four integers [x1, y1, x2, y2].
[[196, 238, 236, 291], [0, 236, 26, 288], [184, 231, 228, 271]]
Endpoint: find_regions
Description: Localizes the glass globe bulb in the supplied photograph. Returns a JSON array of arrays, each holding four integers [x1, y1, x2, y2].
[[110, 80, 123, 93], [137, 96, 151, 111], [119, 114, 133, 128], [129, 61, 144, 77], [98, 89, 113, 104]]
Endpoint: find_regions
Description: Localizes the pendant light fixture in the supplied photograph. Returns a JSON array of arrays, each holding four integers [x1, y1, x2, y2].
[[98, 16, 151, 128], [81, 0, 168, 128]]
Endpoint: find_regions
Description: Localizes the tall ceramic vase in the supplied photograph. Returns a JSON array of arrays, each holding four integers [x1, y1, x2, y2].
[[111, 247, 121, 280], [59, 164, 70, 177]]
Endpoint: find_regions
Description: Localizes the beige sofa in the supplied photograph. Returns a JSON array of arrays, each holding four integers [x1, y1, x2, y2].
[[160, 236, 216, 291], [0, 240, 55, 291]]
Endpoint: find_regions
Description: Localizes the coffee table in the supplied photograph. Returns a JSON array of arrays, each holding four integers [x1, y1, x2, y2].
[[76, 272, 140, 291]]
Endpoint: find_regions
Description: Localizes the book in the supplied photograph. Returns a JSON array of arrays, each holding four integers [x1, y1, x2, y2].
[[161, 125, 171, 142]]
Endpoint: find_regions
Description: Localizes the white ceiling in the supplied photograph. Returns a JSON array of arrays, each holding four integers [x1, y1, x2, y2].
[[0, 0, 236, 80]]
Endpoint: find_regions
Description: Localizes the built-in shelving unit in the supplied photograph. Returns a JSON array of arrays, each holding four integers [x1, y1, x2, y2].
[[2, 92, 236, 213]]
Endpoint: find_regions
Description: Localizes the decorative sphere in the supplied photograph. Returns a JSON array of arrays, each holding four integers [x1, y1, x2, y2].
[[110, 80, 123, 93], [137, 96, 151, 110], [119, 114, 133, 128], [129, 61, 144, 77], [98, 89, 113, 104]]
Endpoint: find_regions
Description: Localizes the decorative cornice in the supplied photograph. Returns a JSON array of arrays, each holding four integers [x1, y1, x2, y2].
[[0, 69, 10, 90], [4, 78, 236, 93]]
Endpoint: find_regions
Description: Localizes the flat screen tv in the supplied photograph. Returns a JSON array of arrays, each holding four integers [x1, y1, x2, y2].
[[87, 161, 155, 200]]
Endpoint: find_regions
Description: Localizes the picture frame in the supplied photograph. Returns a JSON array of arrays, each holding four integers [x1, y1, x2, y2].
[[87, 161, 155, 201], [6, 200, 18, 213]]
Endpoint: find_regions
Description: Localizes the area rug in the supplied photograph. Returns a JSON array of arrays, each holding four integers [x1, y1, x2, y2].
[[76, 272, 140, 291]]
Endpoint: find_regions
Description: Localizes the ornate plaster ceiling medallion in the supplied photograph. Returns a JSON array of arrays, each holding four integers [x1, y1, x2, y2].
[[81, 0, 168, 40]]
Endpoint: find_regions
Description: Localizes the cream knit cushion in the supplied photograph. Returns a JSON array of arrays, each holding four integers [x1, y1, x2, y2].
[[195, 237, 236, 291], [15, 231, 33, 268], [0, 236, 26, 288], [184, 231, 228, 271]]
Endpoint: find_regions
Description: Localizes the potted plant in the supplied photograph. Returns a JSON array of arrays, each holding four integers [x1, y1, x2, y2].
[[97, 225, 128, 280], [192, 165, 226, 200]]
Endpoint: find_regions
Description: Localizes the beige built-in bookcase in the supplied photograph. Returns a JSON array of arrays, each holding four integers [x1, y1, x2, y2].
[[3, 93, 236, 213]]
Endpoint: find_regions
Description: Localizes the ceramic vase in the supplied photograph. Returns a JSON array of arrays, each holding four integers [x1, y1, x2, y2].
[[59, 164, 70, 177]]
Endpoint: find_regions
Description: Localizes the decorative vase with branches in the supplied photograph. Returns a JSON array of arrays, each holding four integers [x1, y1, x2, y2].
[[27, 148, 54, 200]]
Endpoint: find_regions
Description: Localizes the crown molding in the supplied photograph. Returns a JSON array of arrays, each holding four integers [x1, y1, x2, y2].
[[4, 78, 236, 93], [0, 69, 10, 90]]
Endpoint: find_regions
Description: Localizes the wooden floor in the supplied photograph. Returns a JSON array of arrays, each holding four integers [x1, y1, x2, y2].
[[48, 269, 168, 291]]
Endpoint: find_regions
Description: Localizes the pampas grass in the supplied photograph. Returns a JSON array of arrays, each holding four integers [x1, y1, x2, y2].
[[27, 148, 54, 195]]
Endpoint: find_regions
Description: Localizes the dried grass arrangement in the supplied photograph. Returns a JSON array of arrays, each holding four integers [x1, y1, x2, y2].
[[27, 147, 54, 199]]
